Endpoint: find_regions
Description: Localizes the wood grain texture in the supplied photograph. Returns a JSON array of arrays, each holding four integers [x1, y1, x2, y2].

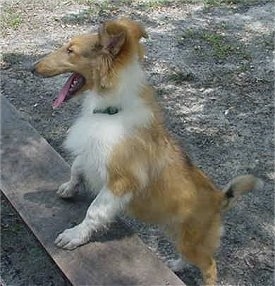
[[0, 96, 184, 286]]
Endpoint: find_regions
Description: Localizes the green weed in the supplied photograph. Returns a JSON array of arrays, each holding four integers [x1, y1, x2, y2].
[[2, 53, 21, 65], [204, 0, 266, 7], [179, 29, 251, 60], [138, 0, 173, 9], [2, 8, 22, 30], [202, 32, 234, 59], [167, 71, 194, 84], [61, 10, 92, 24]]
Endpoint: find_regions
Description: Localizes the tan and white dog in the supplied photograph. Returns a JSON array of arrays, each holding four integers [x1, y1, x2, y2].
[[32, 18, 261, 285]]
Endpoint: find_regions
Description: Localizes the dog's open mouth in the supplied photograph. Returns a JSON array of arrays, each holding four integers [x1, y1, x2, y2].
[[52, 73, 85, 109]]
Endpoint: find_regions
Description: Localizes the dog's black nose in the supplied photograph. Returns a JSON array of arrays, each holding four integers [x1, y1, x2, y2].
[[31, 65, 36, 75], [31, 65, 42, 77]]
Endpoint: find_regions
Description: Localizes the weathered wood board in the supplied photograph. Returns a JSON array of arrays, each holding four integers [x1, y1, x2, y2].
[[1, 96, 184, 286]]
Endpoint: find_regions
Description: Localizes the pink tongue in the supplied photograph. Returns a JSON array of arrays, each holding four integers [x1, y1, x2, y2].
[[52, 74, 75, 109]]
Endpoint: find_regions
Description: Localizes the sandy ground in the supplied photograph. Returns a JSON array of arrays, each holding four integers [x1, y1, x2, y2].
[[1, 0, 274, 285]]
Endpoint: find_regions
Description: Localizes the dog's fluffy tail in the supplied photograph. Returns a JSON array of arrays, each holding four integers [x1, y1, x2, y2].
[[221, 175, 263, 212]]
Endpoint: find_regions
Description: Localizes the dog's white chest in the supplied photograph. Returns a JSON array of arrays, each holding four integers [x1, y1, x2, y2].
[[65, 113, 125, 190]]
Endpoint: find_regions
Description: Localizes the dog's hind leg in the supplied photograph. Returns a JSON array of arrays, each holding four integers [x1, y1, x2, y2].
[[166, 257, 185, 272], [57, 156, 83, 198], [180, 247, 217, 286], [176, 217, 221, 285]]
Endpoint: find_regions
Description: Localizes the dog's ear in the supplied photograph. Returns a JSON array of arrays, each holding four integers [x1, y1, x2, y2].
[[99, 22, 126, 57], [118, 18, 148, 40]]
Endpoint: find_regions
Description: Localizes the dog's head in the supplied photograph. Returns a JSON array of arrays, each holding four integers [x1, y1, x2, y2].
[[32, 18, 147, 108]]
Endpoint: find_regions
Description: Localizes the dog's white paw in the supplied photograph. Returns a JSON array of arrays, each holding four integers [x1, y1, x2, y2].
[[57, 181, 77, 198], [55, 223, 90, 250], [166, 258, 185, 272]]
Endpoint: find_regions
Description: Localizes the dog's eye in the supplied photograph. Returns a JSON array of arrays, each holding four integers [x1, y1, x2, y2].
[[67, 48, 74, 54]]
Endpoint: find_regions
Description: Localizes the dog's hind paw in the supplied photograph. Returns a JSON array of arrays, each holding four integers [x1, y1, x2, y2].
[[57, 181, 78, 198], [166, 258, 185, 272]]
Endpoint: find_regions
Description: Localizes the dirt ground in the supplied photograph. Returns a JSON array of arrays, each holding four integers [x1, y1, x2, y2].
[[1, 0, 274, 285]]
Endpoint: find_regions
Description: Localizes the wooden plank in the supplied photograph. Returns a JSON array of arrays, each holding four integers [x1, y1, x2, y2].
[[0, 96, 184, 286]]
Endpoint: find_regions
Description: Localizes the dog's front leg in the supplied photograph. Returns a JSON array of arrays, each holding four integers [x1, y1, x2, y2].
[[55, 186, 132, 250], [57, 156, 83, 198]]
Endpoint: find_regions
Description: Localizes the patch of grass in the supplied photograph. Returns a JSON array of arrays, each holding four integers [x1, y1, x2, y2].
[[262, 33, 274, 50], [204, 0, 233, 7], [7, 222, 24, 233], [1, 53, 22, 64], [204, 0, 268, 7], [71, 0, 92, 4], [89, 0, 129, 10], [177, 29, 197, 46], [97, 0, 112, 10], [1, 7, 22, 30], [60, 0, 118, 25], [179, 29, 251, 61], [137, 0, 174, 9], [167, 71, 194, 84], [2, 53, 22, 65], [202, 32, 234, 59], [61, 9, 92, 24], [28, 246, 45, 257]]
